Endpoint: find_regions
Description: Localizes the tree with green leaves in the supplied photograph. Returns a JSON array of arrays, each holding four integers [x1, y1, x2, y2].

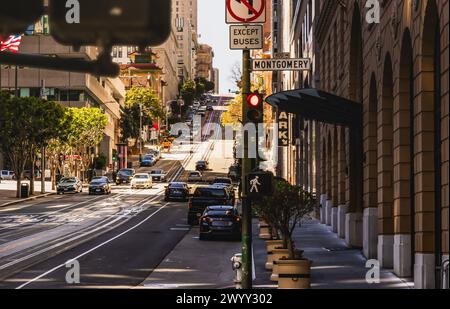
[[180, 79, 196, 106], [120, 86, 164, 143], [66, 107, 108, 179], [0, 94, 67, 197]]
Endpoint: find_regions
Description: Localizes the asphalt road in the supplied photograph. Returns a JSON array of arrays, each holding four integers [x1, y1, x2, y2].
[[0, 96, 233, 289]]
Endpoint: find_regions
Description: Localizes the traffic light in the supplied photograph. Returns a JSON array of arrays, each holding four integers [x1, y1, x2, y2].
[[246, 93, 263, 123], [49, 0, 172, 47]]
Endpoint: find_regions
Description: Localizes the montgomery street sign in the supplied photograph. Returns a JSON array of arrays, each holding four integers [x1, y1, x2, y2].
[[230, 24, 263, 50], [252, 58, 311, 71], [226, 0, 266, 24]]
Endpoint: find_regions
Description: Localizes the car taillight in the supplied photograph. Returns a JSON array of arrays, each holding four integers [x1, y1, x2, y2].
[[188, 201, 192, 209]]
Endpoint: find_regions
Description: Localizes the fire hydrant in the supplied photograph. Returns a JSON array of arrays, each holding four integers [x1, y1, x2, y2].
[[231, 253, 242, 289]]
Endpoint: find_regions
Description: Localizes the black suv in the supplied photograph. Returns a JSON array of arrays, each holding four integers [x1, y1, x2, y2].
[[187, 185, 234, 225]]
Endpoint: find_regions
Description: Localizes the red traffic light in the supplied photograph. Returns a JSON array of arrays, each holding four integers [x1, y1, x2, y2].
[[247, 93, 262, 107]]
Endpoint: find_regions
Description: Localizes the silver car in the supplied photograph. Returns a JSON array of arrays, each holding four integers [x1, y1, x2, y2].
[[57, 177, 83, 194], [188, 171, 203, 183]]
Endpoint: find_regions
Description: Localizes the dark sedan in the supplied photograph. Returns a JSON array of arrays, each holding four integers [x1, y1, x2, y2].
[[89, 177, 112, 195], [195, 160, 209, 171], [199, 206, 241, 241], [57, 177, 83, 194], [115, 168, 135, 185], [164, 182, 190, 202]]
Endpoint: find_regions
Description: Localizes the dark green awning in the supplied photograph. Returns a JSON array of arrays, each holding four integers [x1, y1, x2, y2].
[[265, 88, 362, 128]]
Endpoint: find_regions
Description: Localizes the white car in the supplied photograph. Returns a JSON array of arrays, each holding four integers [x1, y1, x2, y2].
[[149, 169, 167, 182], [0, 170, 15, 180], [131, 173, 153, 189]]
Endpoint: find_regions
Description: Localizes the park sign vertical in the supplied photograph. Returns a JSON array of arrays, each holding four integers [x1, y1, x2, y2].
[[278, 111, 289, 146]]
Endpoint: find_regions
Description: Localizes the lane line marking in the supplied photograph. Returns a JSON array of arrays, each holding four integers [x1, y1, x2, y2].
[[15, 202, 170, 289]]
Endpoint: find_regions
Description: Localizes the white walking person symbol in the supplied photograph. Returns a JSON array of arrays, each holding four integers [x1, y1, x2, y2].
[[249, 176, 261, 193]]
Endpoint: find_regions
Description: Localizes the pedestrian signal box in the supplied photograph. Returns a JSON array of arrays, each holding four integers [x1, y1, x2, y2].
[[246, 171, 274, 198]]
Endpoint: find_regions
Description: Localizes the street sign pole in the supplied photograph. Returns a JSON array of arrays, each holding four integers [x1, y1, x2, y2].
[[241, 48, 252, 289]]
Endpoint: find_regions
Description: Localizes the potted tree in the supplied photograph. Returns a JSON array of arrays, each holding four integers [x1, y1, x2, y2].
[[253, 178, 289, 272], [256, 178, 316, 288]]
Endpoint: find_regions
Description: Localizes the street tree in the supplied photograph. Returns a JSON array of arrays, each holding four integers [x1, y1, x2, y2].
[[67, 107, 108, 178], [0, 94, 67, 197], [180, 79, 196, 106], [27, 99, 67, 195], [120, 86, 164, 144]]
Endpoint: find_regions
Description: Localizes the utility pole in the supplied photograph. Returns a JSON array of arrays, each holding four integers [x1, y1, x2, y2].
[[139, 103, 143, 162], [241, 49, 252, 289]]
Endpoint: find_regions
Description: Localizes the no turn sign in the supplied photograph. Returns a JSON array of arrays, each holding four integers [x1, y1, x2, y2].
[[226, 0, 266, 24]]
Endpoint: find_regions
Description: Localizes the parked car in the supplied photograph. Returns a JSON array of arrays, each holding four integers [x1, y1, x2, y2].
[[199, 205, 241, 241], [164, 182, 190, 202], [56, 177, 83, 194], [0, 170, 15, 180], [195, 160, 209, 171], [148, 150, 161, 160], [116, 168, 135, 185], [187, 185, 234, 225], [89, 176, 112, 195], [188, 171, 203, 183], [149, 169, 167, 182], [131, 173, 153, 189], [140, 154, 156, 167]]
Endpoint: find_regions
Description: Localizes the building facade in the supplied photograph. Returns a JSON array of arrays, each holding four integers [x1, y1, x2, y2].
[[274, 0, 448, 289], [196, 44, 214, 81], [174, 0, 199, 83]]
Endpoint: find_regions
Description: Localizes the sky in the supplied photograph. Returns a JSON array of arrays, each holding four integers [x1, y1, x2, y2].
[[198, 0, 241, 94]]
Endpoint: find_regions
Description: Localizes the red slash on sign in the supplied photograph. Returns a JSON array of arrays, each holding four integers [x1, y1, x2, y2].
[[226, 0, 266, 24]]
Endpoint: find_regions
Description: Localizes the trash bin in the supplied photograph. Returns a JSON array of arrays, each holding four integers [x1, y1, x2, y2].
[[21, 183, 30, 198]]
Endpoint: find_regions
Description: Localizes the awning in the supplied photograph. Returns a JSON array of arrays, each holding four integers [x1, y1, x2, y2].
[[265, 88, 362, 128]]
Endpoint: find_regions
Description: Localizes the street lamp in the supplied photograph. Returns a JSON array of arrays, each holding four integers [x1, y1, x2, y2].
[[139, 102, 143, 163]]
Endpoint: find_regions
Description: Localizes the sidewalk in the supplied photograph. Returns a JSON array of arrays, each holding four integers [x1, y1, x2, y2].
[[0, 180, 55, 207], [285, 219, 413, 289], [139, 227, 241, 289]]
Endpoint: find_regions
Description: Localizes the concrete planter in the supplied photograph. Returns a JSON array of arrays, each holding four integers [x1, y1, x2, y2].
[[258, 221, 272, 240], [265, 240, 284, 252], [271, 261, 280, 282], [277, 259, 312, 289], [266, 248, 289, 271]]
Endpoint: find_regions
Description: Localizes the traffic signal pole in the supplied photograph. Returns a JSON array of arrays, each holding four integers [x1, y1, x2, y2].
[[241, 49, 253, 289]]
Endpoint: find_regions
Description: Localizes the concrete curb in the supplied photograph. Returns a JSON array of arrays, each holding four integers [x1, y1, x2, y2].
[[0, 192, 56, 208]]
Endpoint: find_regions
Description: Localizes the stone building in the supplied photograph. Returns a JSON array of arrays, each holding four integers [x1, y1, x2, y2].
[[271, 0, 448, 289]]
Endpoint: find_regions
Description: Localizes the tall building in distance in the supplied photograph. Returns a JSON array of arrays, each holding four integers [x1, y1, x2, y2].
[[174, 0, 199, 83], [196, 44, 214, 81], [212, 68, 219, 94]]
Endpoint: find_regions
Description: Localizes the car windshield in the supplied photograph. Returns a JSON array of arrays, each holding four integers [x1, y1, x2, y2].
[[194, 188, 226, 198], [119, 170, 133, 176], [169, 183, 184, 188], [60, 178, 76, 183], [206, 210, 234, 216], [91, 179, 106, 184], [190, 172, 200, 176], [134, 175, 149, 179], [214, 179, 231, 184], [143, 156, 154, 160], [151, 170, 162, 174]]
